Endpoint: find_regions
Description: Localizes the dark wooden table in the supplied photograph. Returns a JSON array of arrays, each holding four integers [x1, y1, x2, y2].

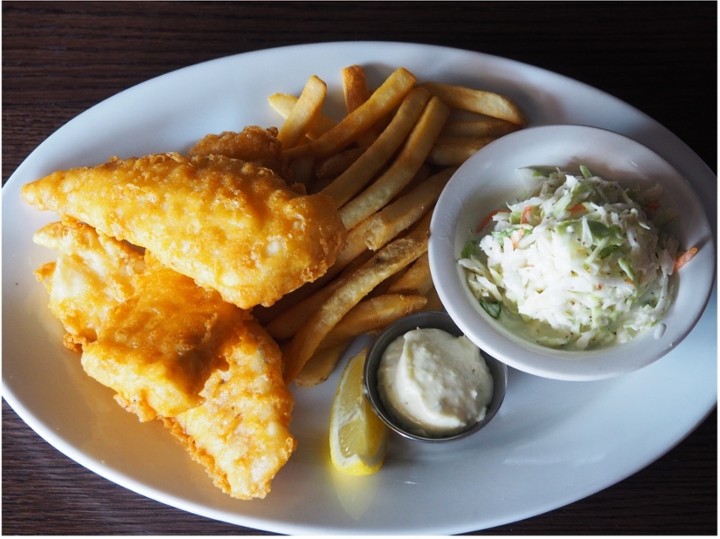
[[3, 1, 716, 535]]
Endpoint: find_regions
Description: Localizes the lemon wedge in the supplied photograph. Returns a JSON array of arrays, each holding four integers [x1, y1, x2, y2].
[[329, 347, 388, 476]]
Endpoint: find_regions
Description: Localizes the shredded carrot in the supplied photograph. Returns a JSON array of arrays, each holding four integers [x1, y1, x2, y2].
[[475, 209, 506, 232], [674, 247, 698, 271], [569, 203, 585, 214], [521, 205, 533, 224]]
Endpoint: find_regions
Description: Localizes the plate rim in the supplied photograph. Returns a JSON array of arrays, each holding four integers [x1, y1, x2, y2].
[[2, 41, 717, 535]]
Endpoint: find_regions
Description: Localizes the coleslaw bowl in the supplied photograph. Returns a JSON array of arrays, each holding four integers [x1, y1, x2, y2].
[[429, 125, 715, 381]]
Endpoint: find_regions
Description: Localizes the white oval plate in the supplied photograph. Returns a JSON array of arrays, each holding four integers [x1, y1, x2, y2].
[[430, 125, 715, 381], [3, 42, 716, 535]]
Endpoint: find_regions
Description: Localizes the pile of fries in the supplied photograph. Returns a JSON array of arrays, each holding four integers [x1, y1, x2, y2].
[[255, 65, 526, 386]]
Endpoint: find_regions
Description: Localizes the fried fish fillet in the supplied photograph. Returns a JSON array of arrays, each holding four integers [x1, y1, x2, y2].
[[82, 254, 250, 421], [187, 126, 284, 174], [32, 218, 146, 351], [34, 221, 296, 498], [21, 152, 346, 309], [88, 256, 296, 498], [163, 314, 296, 499]]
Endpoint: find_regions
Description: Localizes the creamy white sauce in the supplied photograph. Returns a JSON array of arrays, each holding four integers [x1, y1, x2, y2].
[[377, 328, 493, 436]]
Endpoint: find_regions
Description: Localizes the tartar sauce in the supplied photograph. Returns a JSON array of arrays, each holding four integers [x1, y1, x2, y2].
[[377, 328, 493, 436]]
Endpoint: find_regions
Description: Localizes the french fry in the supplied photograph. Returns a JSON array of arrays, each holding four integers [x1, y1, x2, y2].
[[332, 193, 437, 286], [367, 211, 432, 297], [342, 64, 371, 113], [277, 75, 328, 149], [321, 293, 428, 350], [264, 246, 375, 341], [268, 93, 336, 139], [320, 86, 432, 208], [266, 282, 339, 340], [306, 67, 417, 158], [386, 252, 433, 296], [399, 164, 432, 193], [295, 293, 427, 386], [294, 341, 350, 387], [342, 64, 381, 149], [262, 65, 527, 385], [364, 167, 455, 250], [283, 222, 430, 382], [338, 96, 450, 229], [420, 81, 525, 125], [329, 217, 374, 277], [314, 147, 364, 182], [441, 116, 521, 138], [267, 93, 299, 117], [428, 135, 494, 166]]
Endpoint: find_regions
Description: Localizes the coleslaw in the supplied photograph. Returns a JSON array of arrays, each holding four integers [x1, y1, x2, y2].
[[459, 166, 683, 350]]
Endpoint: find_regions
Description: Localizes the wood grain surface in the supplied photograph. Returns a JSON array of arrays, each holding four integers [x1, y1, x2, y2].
[[2, 1, 716, 535]]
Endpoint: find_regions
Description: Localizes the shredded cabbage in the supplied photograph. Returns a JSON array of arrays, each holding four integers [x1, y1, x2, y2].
[[459, 167, 679, 350]]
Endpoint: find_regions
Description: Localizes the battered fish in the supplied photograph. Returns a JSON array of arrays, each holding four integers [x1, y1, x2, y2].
[[21, 152, 346, 309], [163, 314, 296, 500], [187, 126, 285, 174], [33, 221, 295, 498], [81, 254, 250, 421], [32, 218, 146, 351]]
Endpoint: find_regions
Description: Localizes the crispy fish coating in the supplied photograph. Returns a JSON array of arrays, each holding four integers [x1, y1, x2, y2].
[[164, 314, 296, 500], [21, 152, 346, 309], [33, 222, 295, 498], [32, 218, 146, 351], [83, 255, 296, 497], [93, 261, 295, 497], [81, 255, 248, 421], [187, 126, 284, 174]]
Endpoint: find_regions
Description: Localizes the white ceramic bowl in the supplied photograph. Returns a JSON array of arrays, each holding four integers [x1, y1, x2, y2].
[[429, 125, 715, 381]]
